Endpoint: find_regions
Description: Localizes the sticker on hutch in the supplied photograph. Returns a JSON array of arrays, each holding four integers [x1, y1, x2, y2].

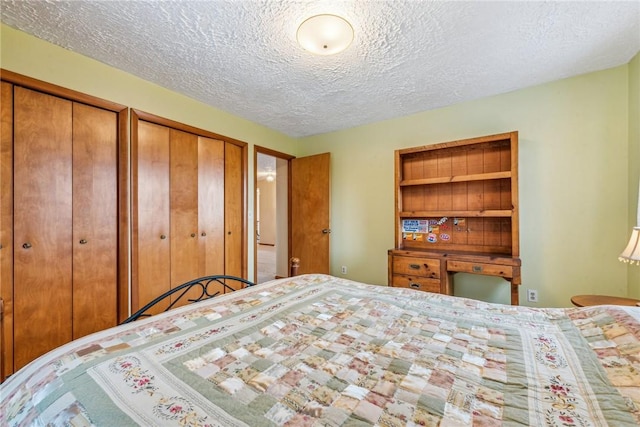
[[402, 219, 428, 233]]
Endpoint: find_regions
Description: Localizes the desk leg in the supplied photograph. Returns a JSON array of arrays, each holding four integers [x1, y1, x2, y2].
[[443, 272, 454, 296], [510, 282, 519, 305]]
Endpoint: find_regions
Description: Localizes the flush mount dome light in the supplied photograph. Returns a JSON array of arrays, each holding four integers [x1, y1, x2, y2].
[[297, 14, 354, 55]]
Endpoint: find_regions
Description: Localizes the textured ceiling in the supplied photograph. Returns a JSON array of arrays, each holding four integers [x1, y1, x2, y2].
[[1, 1, 639, 138]]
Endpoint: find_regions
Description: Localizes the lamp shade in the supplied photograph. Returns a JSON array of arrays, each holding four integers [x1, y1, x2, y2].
[[620, 177, 640, 265], [619, 227, 640, 265], [297, 14, 354, 55]]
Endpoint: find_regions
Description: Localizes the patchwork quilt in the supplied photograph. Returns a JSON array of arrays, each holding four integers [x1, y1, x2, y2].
[[2, 274, 639, 426]]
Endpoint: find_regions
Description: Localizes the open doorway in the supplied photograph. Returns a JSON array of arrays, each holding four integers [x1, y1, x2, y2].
[[255, 148, 293, 283]]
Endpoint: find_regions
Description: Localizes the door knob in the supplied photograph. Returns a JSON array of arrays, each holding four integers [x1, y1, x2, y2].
[[22, 242, 32, 249], [191, 233, 196, 238], [79, 239, 88, 244], [322, 229, 331, 234], [160, 234, 167, 240]]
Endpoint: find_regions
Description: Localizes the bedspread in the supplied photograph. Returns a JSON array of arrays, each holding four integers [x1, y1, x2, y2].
[[2, 274, 639, 426]]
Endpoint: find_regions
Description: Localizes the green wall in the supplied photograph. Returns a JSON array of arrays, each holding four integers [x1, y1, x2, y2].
[[2, 24, 637, 306], [300, 64, 633, 307]]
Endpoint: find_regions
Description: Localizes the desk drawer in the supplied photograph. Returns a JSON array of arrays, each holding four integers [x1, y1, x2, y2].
[[447, 260, 513, 278], [392, 256, 440, 278], [391, 275, 441, 293]]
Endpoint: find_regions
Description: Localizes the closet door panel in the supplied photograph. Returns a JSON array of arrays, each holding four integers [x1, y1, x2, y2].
[[224, 142, 243, 282], [198, 136, 225, 277], [13, 87, 73, 370], [134, 121, 170, 313], [170, 129, 199, 306], [72, 103, 118, 339]]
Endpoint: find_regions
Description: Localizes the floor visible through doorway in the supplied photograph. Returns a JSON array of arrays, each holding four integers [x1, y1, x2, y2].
[[257, 244, 276, 284]]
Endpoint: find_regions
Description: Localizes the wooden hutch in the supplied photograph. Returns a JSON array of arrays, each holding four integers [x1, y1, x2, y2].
[[388, 131, 522, 304]]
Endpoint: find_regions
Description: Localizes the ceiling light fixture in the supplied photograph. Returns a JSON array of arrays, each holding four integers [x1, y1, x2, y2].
[[296, 14, 354, 55]]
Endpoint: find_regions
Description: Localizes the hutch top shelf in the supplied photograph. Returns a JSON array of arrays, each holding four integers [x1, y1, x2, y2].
[[394, 131, 519, 256]]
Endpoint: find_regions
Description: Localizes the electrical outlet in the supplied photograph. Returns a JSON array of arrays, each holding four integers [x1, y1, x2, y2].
[[341, 265, 347, 274], [527, 289, 538, 303]]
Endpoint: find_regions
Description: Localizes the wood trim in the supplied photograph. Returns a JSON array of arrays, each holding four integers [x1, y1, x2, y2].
[[255, 145, 295, 161], [510, 132, 520, 257], [131, 109, 248, 148], [130, 110, 141, 312], [394, 149, 402, 248], [0, 81, 14, 381], [117, 109, 130, 323], [397, 131, 516, 155], [241, 142, 248, 279], [1, 69, 126, 113]]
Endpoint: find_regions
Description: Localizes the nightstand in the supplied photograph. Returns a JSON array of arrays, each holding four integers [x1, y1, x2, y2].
[[571, 295, 640, 307]]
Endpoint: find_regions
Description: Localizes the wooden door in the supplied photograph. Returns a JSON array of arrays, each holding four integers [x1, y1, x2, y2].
[[13, 87, 73, 370], [198, 136, 225, 276], [224, 142, 244, 282], [72, 103, 118, 339], [133, 121, 171, 313], [291, 153, 331, 274], [170, 129, 199, 286]]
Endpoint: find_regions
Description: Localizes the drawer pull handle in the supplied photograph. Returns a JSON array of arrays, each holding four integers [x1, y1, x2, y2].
[[409, 264, 420, 270], [79, 239, 88, 245], [409, 282, 420, 289], [472, 265, 483, 273], [22, 242, 32, 249], [160, 234, 167, 240]]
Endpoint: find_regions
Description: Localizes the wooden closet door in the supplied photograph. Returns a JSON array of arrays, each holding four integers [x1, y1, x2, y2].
[[198, 136, 225, 276], [169, 129, 199, 306], [224, 142, 243, 281], [13, 87, 73, 370], [72, 103, 118, 338], [133, 121, 170, 313]]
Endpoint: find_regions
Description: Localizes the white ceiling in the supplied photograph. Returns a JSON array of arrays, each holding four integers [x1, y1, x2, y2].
[[1, 1, 639, 138]]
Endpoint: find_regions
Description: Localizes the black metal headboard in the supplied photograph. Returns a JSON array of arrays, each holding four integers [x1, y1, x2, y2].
[[122, 275, 256, 324]]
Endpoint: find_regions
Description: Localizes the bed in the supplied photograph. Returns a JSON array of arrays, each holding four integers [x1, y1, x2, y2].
[[2, 274, 639, 426]]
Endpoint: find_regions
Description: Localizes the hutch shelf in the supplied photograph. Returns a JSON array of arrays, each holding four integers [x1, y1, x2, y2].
[[388, 131, 522, 304]]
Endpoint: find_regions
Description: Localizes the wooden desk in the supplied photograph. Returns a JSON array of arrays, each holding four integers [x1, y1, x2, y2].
[[571, 295, 640, 307], [388, 249, 522, 304]]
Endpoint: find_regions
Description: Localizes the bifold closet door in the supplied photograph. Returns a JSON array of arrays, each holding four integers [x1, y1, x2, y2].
[[13, 87, 73, 369], [72, 103, 118, 339], [133, 115, 246, 311], [198, 136, 225, 277], [12, 87, 120, 370], [224, 142, 243, 281], [134, 121, 171, 313], [169, 129, 199, 307]]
